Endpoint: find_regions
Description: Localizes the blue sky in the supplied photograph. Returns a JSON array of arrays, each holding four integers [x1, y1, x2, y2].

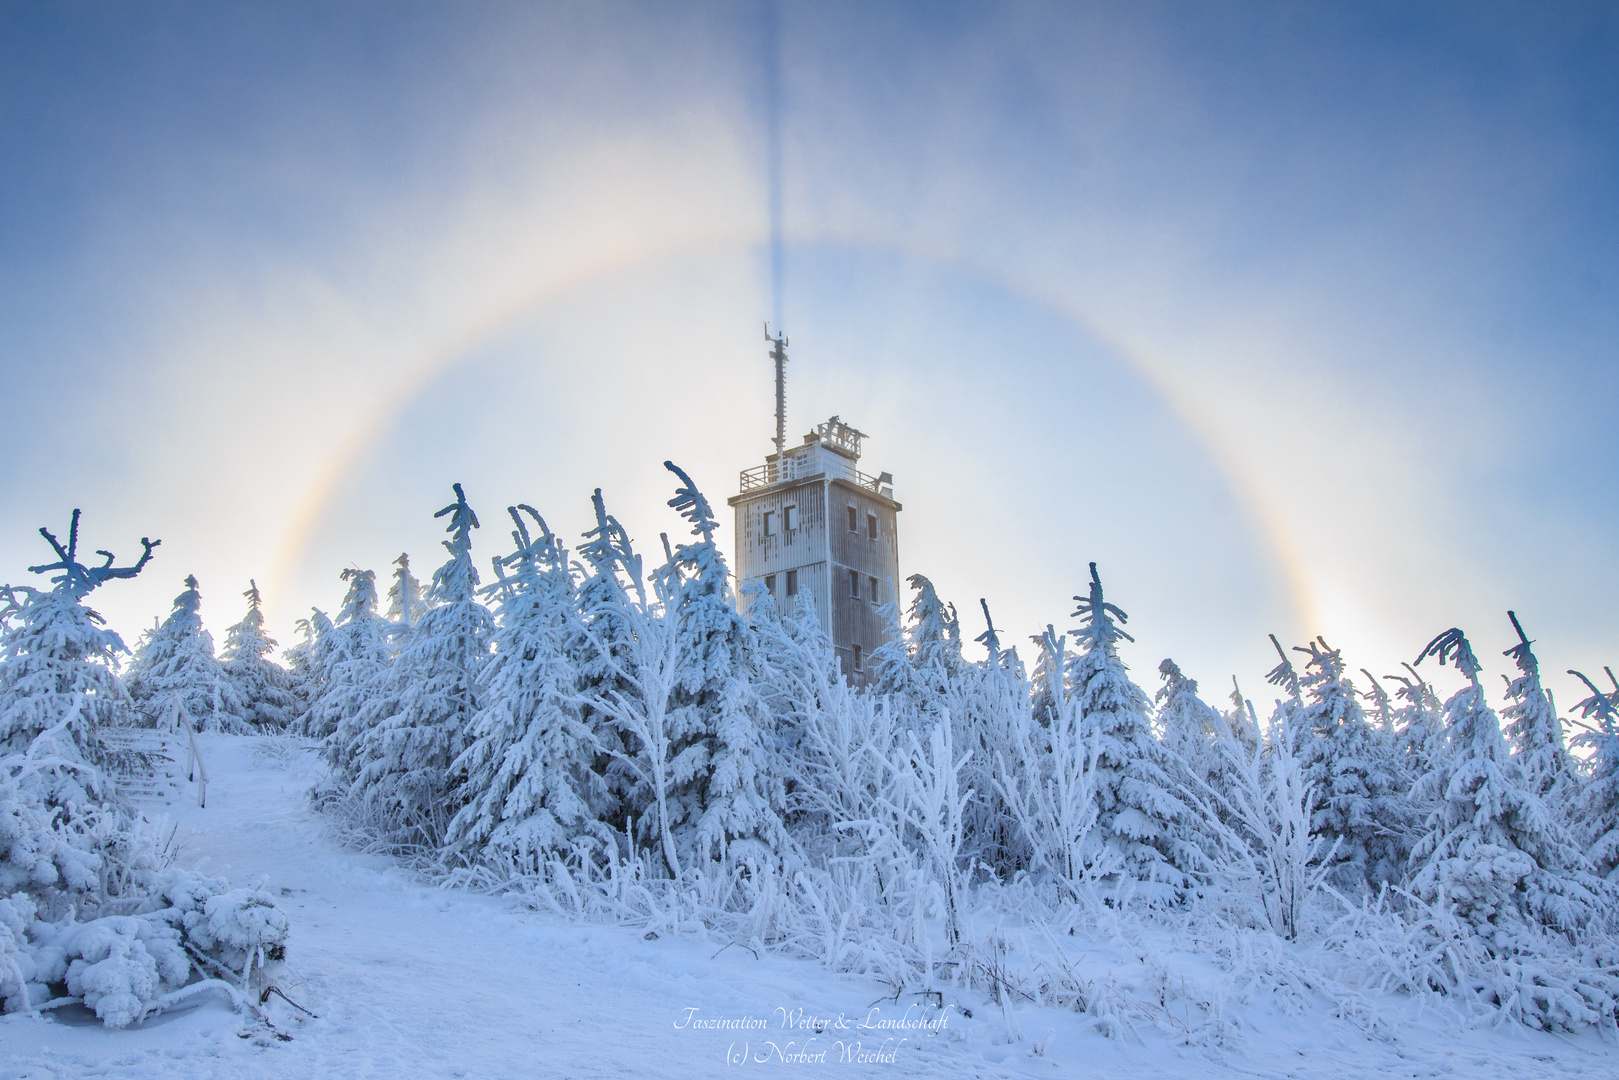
[[2, 2, 1616, 711]]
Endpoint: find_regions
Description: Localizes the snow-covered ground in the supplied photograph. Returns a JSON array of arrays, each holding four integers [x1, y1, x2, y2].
[[3, 736, 1613, 1079]]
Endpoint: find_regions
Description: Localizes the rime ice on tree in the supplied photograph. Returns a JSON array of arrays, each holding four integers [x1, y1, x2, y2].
[[218, 580, 298, 730], [125, 575, 232, 732], [1065, 562, 1192, 903]]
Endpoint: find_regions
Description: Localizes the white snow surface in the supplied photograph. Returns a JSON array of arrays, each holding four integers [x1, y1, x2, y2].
[[3, 736, 1613, 1079]]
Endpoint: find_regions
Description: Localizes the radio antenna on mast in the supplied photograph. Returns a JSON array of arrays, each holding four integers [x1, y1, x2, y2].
[[765, 322, 789, 455]]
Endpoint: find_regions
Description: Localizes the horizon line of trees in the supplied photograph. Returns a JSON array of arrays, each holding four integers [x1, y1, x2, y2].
[[7, 470, 1619, 1030]]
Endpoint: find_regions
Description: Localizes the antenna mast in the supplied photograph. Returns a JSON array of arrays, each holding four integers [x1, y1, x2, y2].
[[765, 323, 789, 455]]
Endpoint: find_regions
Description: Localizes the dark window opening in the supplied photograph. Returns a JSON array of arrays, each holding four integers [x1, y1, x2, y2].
[[869, 576, 879, 603], [867, 512, 878, 540], [784, 505, 798, 531], [762, 511, 775, 537], [847, 506, 858, 533], [786, 569, 798, 596], [764, 574, 776, 596], [849, 569, 859, 598], [852, 644, 863, 672]]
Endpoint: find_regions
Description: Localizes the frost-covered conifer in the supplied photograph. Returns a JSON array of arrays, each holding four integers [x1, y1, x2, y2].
[[1263, 634, 1304, 749], [384, 552, 426, 630], [351, 485, 495, 850], [1569, 669, 1619, 881], [448, 506, 610, 870], [218, 581, 297, 731], [306, 568, 391, 754], [1065, 563, 1191, 902], [1, 513, 157, 805], [1501, 612, 1579, 812], [656, 462, 786, 867], [1388, 663, 1447, 779], [871, 574, 961, 722], [1291, 638, 1408, 891], [125, 575, 230, 732], [1155, 659, 1221, 787], [568, 489, 645, 843], [280, 611, 326, 729], [1360, 669, 1393, 731], [1410, 628, 1603, 945]]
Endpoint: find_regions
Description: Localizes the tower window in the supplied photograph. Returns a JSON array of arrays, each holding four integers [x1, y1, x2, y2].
[[762, 511, 775, 537], [867, 512, 878, 540], [869, 576, 879, 603], [786, 569, 798, 596], [847, 506, 858, 533], [764, 574, 776, 596], [784, 505, 798, 531], [852, 644, 863, 672], [849, 569, 859, 598]]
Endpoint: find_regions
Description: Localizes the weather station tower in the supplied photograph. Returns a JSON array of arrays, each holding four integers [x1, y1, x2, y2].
[[728, 327, 902, 683]]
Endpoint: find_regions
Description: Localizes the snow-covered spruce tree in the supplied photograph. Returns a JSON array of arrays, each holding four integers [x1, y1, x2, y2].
[[279, 611, 325, 731], [448, 506, 612, 872], [1064, 562, 1192, 903], [384, 552, 426, 632], [567, 489, 657, 855], [655, 462, 786, 869], [1263, 633, 1305, 749], [1290, 638, 1409, 892], [1569, 669, 1619, 881], [1360, 669, 1394, 731], [125, 575, 234, 732], [0, 514, 288, 1027], [217, 580, 297, 731], [1, 512, 157, 800], [1501, 611, 1580, 813], [350, 484, 495, 852], [1410, 628, 1604, 950], [871, 574, 962, 726], [1388, 663, 1447, 785], [1155, 659, 1222, 789], [305, 570, 388, 746]]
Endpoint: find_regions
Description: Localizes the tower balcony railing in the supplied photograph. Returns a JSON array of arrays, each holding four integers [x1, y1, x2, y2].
[[739, 452, 888, 495]]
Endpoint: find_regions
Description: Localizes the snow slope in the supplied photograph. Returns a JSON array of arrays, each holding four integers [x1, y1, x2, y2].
[[3, 737, 1613, 1079]]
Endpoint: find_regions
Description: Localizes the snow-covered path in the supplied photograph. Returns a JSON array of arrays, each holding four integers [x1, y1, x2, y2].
[[3, 737, 1613, 1079]]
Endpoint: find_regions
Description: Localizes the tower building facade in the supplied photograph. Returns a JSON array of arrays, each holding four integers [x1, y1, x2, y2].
[[728, 335, 901, 683]]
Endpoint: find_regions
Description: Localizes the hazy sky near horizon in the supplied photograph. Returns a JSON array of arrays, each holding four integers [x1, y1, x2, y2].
[[2, 2, 1616, 712]]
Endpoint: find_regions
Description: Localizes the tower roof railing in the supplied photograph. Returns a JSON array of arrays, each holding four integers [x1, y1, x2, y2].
[[739, 452, 889, 496]]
